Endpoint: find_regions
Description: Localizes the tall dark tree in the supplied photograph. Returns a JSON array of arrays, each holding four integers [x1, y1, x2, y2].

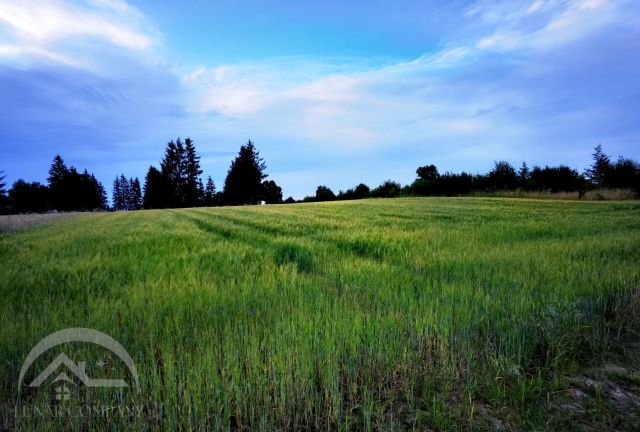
[[48, 155, 68, 186], [197, 178, 205, 206], [584, 145, 613, 187], [182, 137, 203, 207], [143, 166, 173, 209], [48, 155, 69, 210], [204, 176, 216, 206], [113, 174, 138, 211], [112, 176, 124, 210], [518, 162, 530, 189], [222, 140, 268, 205], [0, 170, 6, 198], [0, 170, 8, 214], [92, 174, 108, 210], [160, 138, 185, 207], [129, 177, 143, 210], [119, 174, 131, 210]]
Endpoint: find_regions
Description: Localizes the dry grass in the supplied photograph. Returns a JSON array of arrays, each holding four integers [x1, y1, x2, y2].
[[0, 212, 86, 232], [486, 188, 638, 201]]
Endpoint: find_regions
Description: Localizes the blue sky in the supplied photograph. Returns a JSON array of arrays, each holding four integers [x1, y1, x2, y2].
[[1, 0, 639, 199]]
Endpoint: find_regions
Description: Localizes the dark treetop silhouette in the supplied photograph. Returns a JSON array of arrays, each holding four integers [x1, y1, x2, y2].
[[2, 143, 639, 214]]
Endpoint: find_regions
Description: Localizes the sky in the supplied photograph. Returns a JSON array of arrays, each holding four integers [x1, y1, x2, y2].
[[1, 0, 639, 199]]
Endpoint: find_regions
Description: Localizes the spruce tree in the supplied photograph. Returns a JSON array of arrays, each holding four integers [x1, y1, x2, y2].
[[112, 176, 123, 210], [204, 176, 216, 206], [129, 177, 142, 210], [222, 140, 267, 205], [584, 145, 613, 187], [160, 138, 184, 207], [119, 174, 130, 210], [143, 166, 172, 209], [0, 170, 6, 198], [48, 155, 68, 210], [182, 137, 203, 207], [0, 170, 8, 214], [48, 155, 68, 186], [518, 162, 530, 189], [92, 174, 108, 210]]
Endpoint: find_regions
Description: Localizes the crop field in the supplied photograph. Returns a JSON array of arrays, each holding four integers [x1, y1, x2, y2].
[[1, 197, 640, 430]]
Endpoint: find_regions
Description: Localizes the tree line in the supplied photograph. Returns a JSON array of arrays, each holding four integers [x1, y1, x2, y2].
[[1, 143, 638, 214], [0, 138, 284, 214], [0, 155, 108, 214], [302, 145, 640, 202], [140, 138, 283, 209]]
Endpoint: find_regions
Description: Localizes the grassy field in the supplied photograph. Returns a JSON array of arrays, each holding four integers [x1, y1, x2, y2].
[[1, 197, 640, 430]]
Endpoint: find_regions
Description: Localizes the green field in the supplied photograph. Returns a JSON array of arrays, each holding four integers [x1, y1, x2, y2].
[[2, 198, 640, 430]]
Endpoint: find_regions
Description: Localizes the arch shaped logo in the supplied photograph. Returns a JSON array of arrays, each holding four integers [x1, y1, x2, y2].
[[18, 328, 139, 394]]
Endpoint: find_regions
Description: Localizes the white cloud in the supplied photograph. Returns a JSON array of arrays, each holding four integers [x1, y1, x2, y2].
[[177, 0, 639, 165], [0, 0, 157, 69], [470, 0, 632, 53]]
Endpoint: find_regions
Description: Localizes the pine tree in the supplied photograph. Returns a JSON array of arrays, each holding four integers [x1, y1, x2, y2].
[[0, 170, 6, 198], [518, 162, 530, 189], [0, 170, 8, 214], [182, 137, 203, 207], [222, 140, 267, 205], [92, 174, 108, 210], [160, 138, 184, 207], [143, 166, 172, 209], [197, 178, 205, 206], [48, 155, 68, 210], [112, 176, 123, 210], [48, 155, 68, 186], [119, 174, 130, 210], [129, 177, 142, 210], [204, 176, 216, 206], [584, 145, 613, 187]]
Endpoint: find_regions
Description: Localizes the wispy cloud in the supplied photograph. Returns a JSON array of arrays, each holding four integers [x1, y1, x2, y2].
[[0, 0, 157, 69]]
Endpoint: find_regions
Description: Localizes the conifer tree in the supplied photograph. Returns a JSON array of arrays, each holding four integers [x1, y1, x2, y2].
[[584, 145, 613, 187], [182, 137, 203, 207], [161, 138, 184, 207], [204, 176, 216, 206], [119, 174, 130, 210], [129, 177, 142, 210], [48, 155, 68, 210], [0, 170, 6, 198], [143, 166, 172, 209], [222, 140, 267, 205], [112, 176, 123, 210]]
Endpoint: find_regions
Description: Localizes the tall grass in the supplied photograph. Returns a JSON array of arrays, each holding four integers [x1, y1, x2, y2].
[[1, 197, 639, 430], [472, 188, 638, 201]]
